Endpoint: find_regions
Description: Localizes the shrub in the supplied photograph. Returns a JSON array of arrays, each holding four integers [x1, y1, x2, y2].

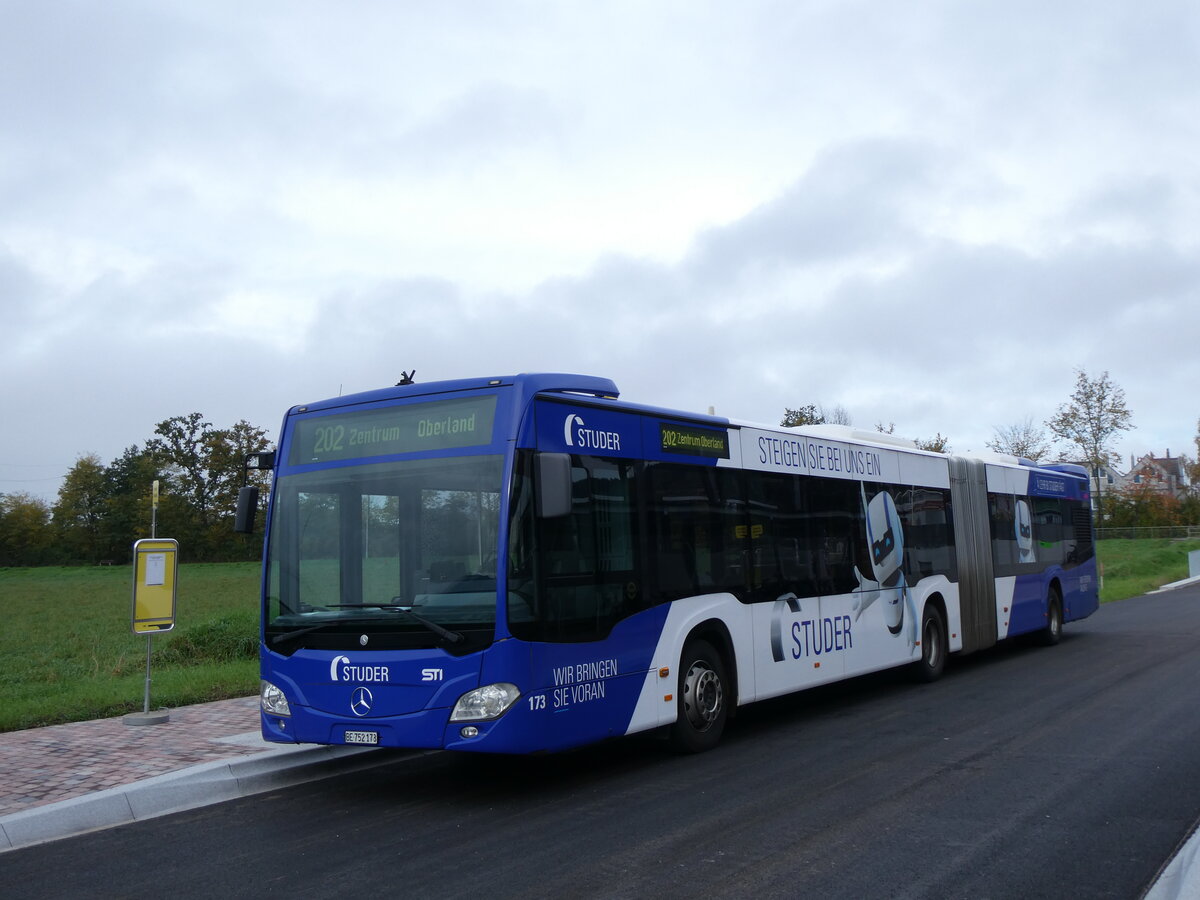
[[159, 613, 259, 665]]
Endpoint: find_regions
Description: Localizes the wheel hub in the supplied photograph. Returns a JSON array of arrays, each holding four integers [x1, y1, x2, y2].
[[682, 661, 723, 731]]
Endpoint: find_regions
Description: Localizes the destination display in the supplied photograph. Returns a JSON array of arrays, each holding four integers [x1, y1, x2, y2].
[[659, 422, 730, 459], [289, 395, 498, 464]]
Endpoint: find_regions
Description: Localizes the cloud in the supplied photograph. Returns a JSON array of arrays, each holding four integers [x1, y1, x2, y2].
[[685, 139, 942, 287], [4, 1, 1200, 504], [0, 242, 45, 340]]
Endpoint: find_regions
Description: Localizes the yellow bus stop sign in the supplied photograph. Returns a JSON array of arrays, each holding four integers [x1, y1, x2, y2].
[[131, 538, 178, 634]]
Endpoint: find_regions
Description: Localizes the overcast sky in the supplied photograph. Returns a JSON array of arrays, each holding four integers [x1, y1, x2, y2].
[[3, 1, 1198, 504]]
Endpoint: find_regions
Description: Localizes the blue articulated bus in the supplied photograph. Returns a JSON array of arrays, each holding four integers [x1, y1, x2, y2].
[[237, 373, 1099, 754]]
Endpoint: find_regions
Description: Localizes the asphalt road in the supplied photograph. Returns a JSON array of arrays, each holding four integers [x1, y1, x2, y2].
[[5, 585, 1200, 899]]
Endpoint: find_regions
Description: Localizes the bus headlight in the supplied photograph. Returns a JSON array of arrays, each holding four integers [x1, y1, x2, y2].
[[450, 683, 520, 721], [260, 679, 291, 716]]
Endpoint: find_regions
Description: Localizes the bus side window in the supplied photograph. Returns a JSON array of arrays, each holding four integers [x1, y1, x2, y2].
[[808, 478, 861, 594], [540, 462, 593, 576], [989, 493, 1018, 573], [896, 486, 955, 581], [1033, 497, 1066, 565], [646, 463, 745, 602], [522, 454, 642, 641], [746, 471, 818, 602]]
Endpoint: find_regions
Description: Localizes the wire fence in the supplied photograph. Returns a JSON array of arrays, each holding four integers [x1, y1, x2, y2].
[[1096, 525, 1200, 541]]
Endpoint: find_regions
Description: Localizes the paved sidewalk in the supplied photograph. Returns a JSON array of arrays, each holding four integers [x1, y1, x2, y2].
[[0, 697, 266, 818], [0, 697, 399, 853]]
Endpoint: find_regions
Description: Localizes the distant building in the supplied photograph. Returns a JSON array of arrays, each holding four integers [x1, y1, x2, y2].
[[1124, 451, 1191, 499], [1047, 450, 1193, 513]]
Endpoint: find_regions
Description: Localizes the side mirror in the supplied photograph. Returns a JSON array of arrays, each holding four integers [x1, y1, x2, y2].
[[535, 452, 572, 518], [234, 485, 260, 534], [245, 451, 276, 471]]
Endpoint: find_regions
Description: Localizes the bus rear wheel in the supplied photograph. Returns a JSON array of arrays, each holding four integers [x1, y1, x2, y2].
[[1037, 589, 1063, 647], [670, 639, 728, 753], [910, 605, 947, 683]]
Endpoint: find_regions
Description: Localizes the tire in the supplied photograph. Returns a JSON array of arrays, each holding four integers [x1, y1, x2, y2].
[[1037, 589, 1063, 647], [910, 605, 947, 683], [670, 639, 729, 753]]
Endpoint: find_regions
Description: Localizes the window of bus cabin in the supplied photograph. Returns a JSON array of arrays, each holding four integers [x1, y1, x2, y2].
[[893, 486, 957, 582], [646, 466, 869, 605], [988, 493, 1020, 574], [743, 471, 861, 601], [1032, 497, 1068, 566], [745, 471, 816, 601], [267, 456, 503, 640], [507, 452, 642, 642], [989, 492, 1059, 576], [645, 462, 746, 602]]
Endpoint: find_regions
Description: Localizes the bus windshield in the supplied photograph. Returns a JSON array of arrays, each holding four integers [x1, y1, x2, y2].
[[265, 454, 504, 653]]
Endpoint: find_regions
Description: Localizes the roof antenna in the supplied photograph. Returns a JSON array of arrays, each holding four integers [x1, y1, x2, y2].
[[396, 370, 416, 386]]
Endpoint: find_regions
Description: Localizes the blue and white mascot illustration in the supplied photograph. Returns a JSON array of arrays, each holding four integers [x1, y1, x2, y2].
[[1015, 499, 1036, 563], [852, 485, 917, 650]]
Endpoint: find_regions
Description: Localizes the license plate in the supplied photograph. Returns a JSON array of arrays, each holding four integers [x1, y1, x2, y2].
[[345, 730, 379, 745]]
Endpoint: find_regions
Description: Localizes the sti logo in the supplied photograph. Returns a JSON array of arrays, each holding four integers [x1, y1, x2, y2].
[[562, 413, 622, 452]]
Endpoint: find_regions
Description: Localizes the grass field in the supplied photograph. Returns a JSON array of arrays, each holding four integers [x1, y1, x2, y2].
[[1, 539, 1198, 732], [1097, 538, 1200, 603], [0, 563, 261, 732]]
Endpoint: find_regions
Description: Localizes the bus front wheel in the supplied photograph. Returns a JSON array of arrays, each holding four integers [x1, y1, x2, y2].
[[670, 639, 728, 753]]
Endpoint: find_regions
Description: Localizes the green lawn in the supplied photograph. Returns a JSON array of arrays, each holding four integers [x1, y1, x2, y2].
[[1, 540, 1196, 732], [0, 562, 261, 732], [1097, 538, 1200, 603]]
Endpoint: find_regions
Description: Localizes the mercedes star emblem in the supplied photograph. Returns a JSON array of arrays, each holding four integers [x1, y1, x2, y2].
[[351, 686, 373, 717]]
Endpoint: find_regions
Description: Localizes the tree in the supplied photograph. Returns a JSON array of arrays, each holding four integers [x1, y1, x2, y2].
[[208, 419, 272, 518], [101, 445, 166, 563], [146, 414, 271, 560], [987, 417, 1054, 462], [206, 419, 272, 561], [1104, 482, 1186, 529], [1046, 369, 1134, 518], [0, 411, 274, 567], [781, 404, 852, 428], [869, 421, 947, 452], [782, 405, 821, 428], [0, 492, 54, 566], [914, 433, 951, 453], [147, 413, 223, 532], [52, 454, 108, 563]]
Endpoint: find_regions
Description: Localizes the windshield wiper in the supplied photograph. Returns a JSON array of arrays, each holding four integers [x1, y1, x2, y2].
[[269, 621, 338, 647], [322, 603, 465, 645], [270, 605, 466, 648]]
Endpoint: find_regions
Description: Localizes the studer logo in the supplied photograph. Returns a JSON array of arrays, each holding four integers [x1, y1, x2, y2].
[[329, 655, 390, 682], [563, 413, 622, 451]]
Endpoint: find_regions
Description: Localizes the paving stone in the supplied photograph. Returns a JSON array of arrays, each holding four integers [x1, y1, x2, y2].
[[0, 697, 264, 817]]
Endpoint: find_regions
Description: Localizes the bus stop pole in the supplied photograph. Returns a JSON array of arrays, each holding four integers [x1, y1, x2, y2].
[[126, 482, 171, 726], [142, 636, 153, 715], [144, 480, 156, 715]]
